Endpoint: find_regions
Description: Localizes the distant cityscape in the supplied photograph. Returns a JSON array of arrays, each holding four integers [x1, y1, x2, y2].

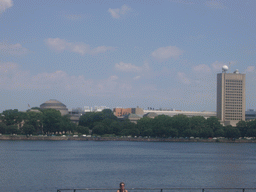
[[33, 66, 256, 126]]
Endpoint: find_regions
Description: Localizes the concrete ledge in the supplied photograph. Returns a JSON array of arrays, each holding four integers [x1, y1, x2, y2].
[[0, 136, 255, 143]]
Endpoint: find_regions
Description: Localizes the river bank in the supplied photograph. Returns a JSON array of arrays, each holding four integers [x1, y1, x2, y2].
[[0, 135, 256, 143]]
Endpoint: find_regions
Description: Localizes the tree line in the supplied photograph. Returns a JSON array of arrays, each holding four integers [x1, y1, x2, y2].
[[0, 108, 88, 135], [1, 108, 256, 139], [79, 110, 256, 138]]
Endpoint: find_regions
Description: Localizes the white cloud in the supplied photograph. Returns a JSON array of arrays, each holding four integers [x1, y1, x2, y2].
[[115, 61, 150, 73], [0, 0, 13, 13], [45, 38, 114, 55], [0, 62, 133, 96], [205, 1, 225, 9], [177, 72, 191, 85], [152, 46, 183, 60], [245, 66, 255, 73], [133, 76, 141, 80], [0, 43, 28, 55], [109, 75, 119, 81], [193, 64, 211, 73], [115, 62, 142, 72], [108, 4, 131, 19]]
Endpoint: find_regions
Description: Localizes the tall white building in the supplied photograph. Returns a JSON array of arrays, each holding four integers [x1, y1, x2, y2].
[[217, 66, 245, 126]]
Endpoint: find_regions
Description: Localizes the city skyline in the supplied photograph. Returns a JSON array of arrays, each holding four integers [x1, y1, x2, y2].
[[1, 0, 255, 112]]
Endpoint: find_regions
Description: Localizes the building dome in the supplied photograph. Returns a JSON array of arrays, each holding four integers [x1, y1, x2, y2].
[[40, 99, 68, 116]]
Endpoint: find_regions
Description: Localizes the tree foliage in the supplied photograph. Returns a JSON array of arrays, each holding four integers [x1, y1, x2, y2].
[[1, 107, 256, 138]]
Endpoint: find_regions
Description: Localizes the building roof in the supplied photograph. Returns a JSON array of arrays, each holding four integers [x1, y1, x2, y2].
[[40, 99, 67, 108], [143, 112, 158, 118], [124, 114, 142, 119]]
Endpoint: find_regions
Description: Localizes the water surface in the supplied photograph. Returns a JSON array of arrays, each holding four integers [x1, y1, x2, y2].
[[0, 141, 255, 192]]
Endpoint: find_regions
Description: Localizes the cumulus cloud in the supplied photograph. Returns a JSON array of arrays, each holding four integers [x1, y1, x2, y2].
[[108, 4, 131, 19], [0, 0, 13, 13], [177, 72, 191, 85], [245, 66, 255, 73], [115, 62, 141, 72], [193, 64, 211, 73], [45, 38, 114, 55], [0, 62, 132, 96], [0, 43, 28, 55], [151, 46, 183, 60], [115, 61, 150, 73], [133, 76, 141, 80], [205, 0, 225, 9]]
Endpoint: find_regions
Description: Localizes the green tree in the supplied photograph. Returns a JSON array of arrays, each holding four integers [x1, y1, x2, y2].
[[42, 109, 62, 134], [22, 124, 36, 135], [246, 119, 256, 137], [101, 109, 117, 120], [236, 120, 248, 137], [110, 121, 122, 135], [137, 117, 153, 136], [6, 125, 19, 134], [214, 128, 224, 137], [92, 123, 105, 135], [224, 125, 240, 139], [79, 112, 103, 129], [200, 127, 214, 138], [190, 116, 209, 137], [207, 117, 222, 132], [2, 109, 25, 126], [59, 115, 74, 134], [172, 115, 190, 137], [0, 122, 7, 134], [25, 111, 43, 133], [76, 126, 89, 134]]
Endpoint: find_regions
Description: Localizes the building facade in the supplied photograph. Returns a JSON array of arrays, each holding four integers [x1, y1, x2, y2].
[[217, 70, 246, 126], [113, 107, 144, 117]]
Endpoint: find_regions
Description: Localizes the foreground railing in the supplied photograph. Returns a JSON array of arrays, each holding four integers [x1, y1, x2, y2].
[[57, 187, 256, 192]]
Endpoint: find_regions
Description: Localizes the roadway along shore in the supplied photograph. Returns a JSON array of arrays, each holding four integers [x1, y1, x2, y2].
[[0, 135, 255, 143]]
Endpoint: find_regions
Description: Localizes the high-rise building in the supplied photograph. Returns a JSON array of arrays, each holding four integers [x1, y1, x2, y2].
[[217, 66, 245, 126]]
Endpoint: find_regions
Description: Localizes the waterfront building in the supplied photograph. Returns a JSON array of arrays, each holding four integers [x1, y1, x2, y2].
[[113, 107, 143, 117], [40, 99, 69, 116], [217, 66, 246, 126], [143, 110, 216, 119]]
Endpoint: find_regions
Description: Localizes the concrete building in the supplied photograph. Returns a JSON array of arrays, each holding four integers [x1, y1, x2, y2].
[[217, 67, 246, 126], [113, 107, 144, 117], [40, 99, 69, 116], [143, 110, 216, 119]]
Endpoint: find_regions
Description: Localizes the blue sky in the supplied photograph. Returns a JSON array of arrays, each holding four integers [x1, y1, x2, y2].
[[0, 0, 255, 112]]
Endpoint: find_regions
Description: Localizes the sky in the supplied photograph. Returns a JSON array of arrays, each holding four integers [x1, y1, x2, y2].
[[0, 0, 255, 112]]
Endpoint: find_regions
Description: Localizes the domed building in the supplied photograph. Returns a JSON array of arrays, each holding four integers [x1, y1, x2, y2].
[[40, 99, 68, 116]]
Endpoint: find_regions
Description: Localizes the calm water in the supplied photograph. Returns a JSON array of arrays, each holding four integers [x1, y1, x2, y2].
[[0, 141, 255, 192]]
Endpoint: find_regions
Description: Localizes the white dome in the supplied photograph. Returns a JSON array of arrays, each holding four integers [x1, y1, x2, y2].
[[222, 65, 228, 72]]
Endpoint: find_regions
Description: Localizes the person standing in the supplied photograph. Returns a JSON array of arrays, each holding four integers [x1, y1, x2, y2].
[[117, 182, 128, 192]]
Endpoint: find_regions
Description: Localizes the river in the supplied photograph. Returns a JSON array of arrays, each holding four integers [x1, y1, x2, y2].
[[0, 141, 255, 192]]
